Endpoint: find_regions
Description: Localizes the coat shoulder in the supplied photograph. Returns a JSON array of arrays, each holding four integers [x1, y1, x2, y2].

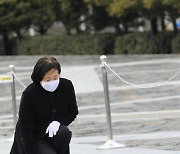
[[25, 83, 34, 90], [60, 78, 73, 86], [23, 83, 38, 96]]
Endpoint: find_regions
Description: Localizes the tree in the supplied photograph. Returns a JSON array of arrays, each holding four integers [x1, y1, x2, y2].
[[163, 0, 180, 34], [85, 0, 141, 34], [84, 0, 120, 34], [85, 3, 112, 32], [108, 0, 141, 34], [143, 0, 166, 35], [30, 0, 56, 35], [54, 0, 88, 35], [0, 0, 31, 55]]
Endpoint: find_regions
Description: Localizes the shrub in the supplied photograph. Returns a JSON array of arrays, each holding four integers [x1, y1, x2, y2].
[[17, 34, 116, 55], [115, 32, 174, 54], [0, 36, 17, 55], [115, 33, 152, 54], [0, 36, 4, 55], [154, 32, 174, 54], [172, 33, 180, 53]]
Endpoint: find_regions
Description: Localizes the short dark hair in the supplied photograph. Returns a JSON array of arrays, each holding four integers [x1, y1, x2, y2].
[[31, 56, 61, 83]]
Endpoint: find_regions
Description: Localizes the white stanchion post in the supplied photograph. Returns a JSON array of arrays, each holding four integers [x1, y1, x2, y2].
[[97, 55, 126, 150], [0, 65, 17, 142], [9, 65, 17, 129]]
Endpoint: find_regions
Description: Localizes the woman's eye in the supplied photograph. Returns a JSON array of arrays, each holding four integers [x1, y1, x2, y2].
[[54, 77, 58, 80]]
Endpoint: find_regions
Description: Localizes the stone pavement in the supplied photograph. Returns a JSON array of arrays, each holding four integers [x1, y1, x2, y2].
[[1, 134, 180, 154], [1, 55, 180, 153]]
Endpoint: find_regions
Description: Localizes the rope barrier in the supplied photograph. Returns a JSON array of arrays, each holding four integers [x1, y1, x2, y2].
[[96, 67, 101, 73], [11, 72, 27, 89], [6, 60, 180, 90], [105, 63, 180, 89]]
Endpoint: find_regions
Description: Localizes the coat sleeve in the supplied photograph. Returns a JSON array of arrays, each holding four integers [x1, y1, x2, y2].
[[55, 80, 78, 126], [18, 91, 40, 154]]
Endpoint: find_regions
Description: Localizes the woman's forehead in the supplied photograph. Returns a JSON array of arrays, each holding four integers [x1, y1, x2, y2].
[[45, 69, 59, 76]]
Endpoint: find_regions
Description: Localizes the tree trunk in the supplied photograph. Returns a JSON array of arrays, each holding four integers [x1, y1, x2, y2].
[[150, 17, 158, 35], [2, 32, 12, 55], [171, 15, 178, 35], [123, 21, 128, 33], [114, 19, 122, 35], [160, 14, 165, 31], [65, 26, 71, 35], [75, 25, 81, 34], [39, 26, 47, 35], [16, 30, 22, 40]]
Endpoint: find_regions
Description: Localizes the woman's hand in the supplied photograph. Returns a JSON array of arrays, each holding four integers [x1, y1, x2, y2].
[[46, 121, 60, 137]]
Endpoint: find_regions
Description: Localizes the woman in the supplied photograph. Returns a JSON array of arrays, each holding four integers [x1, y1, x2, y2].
[[10, 56, 78, 154]]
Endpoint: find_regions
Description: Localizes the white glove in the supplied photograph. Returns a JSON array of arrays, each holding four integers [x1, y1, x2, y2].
[[46, 121, 60, 138]]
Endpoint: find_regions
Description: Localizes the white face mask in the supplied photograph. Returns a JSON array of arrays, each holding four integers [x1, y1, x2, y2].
[[41, 78, 60, 92]]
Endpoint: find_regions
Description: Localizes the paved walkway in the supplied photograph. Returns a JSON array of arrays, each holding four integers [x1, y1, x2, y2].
[[1, 55, 180, 153], [1, 134, 180, 154]]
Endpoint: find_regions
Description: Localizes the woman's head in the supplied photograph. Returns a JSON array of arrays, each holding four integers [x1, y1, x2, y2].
[[31, 56, 61, 83]]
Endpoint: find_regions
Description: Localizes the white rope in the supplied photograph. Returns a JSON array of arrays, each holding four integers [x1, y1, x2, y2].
[[12, 72, 27, 89], [105, 63, 180, 89], [96, 67, 101, 73]]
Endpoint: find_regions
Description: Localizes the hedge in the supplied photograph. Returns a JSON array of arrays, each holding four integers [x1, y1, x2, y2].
[[0, 36, 4, 55], [172, 33, 180, 53], [17, 34, 116, 55], [115, 32, 174, 54], [0, 36, 17, 55], [0, 32, 179, 55]]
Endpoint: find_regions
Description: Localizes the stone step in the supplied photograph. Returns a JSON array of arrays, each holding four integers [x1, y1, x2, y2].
[[77, 109, 180, 123], [1, 109, 180, 128]]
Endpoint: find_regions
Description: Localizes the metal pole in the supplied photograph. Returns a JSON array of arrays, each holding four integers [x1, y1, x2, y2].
[[100, 55, 113, 140], [9, 65, 17, 128], [97, 55, 126, 150]]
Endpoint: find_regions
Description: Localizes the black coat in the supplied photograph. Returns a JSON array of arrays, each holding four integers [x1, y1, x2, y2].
[[10, 78, 78, 154]]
